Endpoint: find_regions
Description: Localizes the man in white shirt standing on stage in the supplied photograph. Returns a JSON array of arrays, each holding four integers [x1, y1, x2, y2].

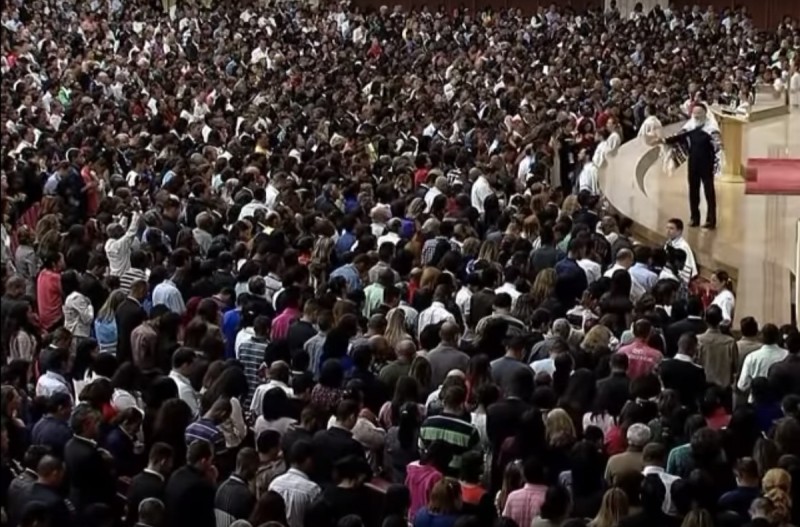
[[664, 218, 698, 284]]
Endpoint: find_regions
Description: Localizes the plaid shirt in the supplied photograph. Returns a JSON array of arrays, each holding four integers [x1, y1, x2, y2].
[[502, 483, 548, 527]]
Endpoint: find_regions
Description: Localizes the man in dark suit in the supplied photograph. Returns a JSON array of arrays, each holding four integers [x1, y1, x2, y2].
[[115, 280, 148, 364], [24, 455, 74, 527], [126, 443, 174, 526], [595, 353, 631, 417], [6, 445, 51, 527], [63, 405, 116, 517], [80, 254, 109, 313], [468, 268, 498, 328], [769, 331, 800, 399], [164, 441, 216, 527], [658, 333, 707, 410], [310, 400, 366, 486], [664, 296, 707, 358]]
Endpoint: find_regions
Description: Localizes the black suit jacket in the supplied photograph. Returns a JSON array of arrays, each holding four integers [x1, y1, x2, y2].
[[768, 355, 800, 398], [664, 317, 707, 358], [595, 371, 631, 416], [658, 358, 707, 409], [126, 470, 165, 526], [486, 398, 532, 455], [27, 482, 74, 527], [311, 427, 366, 485], [115, 298, 146, 364], [165, 465, 216, 527], [469, 289, 496, 328], [63, 436, 116, 514]]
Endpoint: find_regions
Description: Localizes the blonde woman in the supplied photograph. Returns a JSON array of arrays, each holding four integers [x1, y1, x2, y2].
[[461, 237, 482, 261], [580, 325, 612, 357], [385, 309, 413, 349], [561, 195, 580, 218], [94, 290, 127, 355], [419, 267, 441, 291], [762, 468, 793, 526], [522, 214, 540, 240], [531, 268, 557, 307], [590, 488, 629, 527], [546, 409, 577, 449], [680, 508, 715, 527], [477, 239, 499, 264]]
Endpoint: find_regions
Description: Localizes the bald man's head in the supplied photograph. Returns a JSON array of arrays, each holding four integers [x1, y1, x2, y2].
[[269, 361, 290, 383], [395, 339, 417, 360], [440, 322, 459, 343]]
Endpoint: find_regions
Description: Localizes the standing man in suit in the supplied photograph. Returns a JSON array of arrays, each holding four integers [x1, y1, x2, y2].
[[664, 103, 721, 229], [115, 279, 148, 364], [24, 455, 74, 527], [310, 400, 366, 486], [126, 443, 174, 526], [596, 353, 631, 418], [697, 305, 738, 407], [165, 441, 217, 527], [664, 296, 707, 358], [659, 333, 707, 410], [63, 405, 117, 518]]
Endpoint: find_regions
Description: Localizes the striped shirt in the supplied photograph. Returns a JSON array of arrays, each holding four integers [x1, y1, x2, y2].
[[238, 337, 269, 408], [185, 418, 227, 456], [119, 267, 147, 294], [214, 474, 256, 527], [418, 412, 480, 476]]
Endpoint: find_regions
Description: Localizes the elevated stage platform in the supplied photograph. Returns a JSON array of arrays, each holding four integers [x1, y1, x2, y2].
[[599, 104, 800, 327]]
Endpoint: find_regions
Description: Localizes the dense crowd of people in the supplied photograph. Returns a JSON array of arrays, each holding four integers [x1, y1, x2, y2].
[[1, 1, 800, 527]]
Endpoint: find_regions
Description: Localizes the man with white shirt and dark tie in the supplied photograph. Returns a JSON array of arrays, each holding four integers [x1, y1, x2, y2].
[[664, 218, 697, 284]]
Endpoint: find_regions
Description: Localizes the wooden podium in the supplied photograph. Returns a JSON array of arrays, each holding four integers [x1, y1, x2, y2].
[[711, 108, 749, 183]]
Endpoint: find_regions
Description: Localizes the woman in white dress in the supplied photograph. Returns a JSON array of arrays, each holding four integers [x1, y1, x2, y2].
[[710, 270, 735, 327], [790, 62, 800, 111], [638, 105, 664, 146]]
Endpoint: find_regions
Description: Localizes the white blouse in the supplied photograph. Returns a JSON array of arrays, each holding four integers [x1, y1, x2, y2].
[[711, 289, 735, 325], [63, 291, 94, 338]]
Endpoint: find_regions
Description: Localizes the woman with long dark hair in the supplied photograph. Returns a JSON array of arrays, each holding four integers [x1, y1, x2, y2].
[[599, 270, 634, 336], [151, 398, 193, 467], [378, 376, 424, 429], [142, 376, 179, 449], [497, 408, 547, 476], [201, 365, 248, 449], [2, 301, 39, 363], [311, 359, 345, 415], [61, 269, 94, 340], [384, 401, 422, 483], [110, 362, 143, 412]]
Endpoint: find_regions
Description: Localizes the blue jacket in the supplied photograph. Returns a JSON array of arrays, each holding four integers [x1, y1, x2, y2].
[[413, 509, 459, 527]]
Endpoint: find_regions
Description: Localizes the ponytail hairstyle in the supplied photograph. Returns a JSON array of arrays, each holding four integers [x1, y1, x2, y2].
[[712, 270, 733, 293], [762, 468, 792, 525]]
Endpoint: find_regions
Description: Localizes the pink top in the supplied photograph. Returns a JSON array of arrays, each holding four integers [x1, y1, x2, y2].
[[405, 461, 443, 520], [616, 342, 663, 379], [503, 483, 548, 527], [37, 269, 62, 330], [270, 308, 300, 341]]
